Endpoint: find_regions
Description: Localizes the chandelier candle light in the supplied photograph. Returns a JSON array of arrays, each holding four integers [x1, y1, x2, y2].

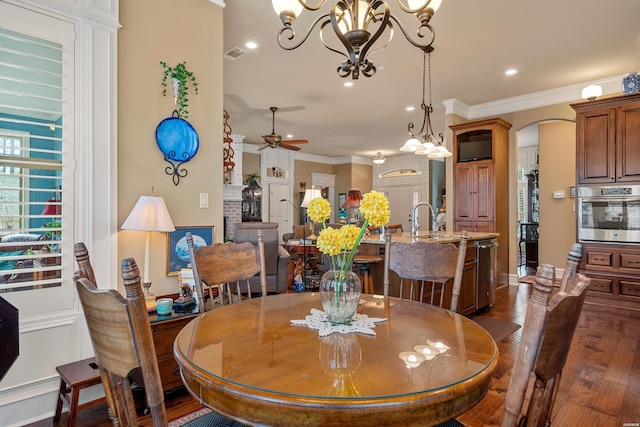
[[272, 0, 443, 79], [308, 191, 390, 324]]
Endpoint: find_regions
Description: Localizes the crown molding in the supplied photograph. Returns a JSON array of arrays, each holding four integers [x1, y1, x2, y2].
[[444, 74, 625, 120], [208, 0, 226, 7]]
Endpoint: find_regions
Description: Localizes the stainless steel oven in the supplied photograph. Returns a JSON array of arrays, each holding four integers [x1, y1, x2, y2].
[[578, 185, 640, 244]]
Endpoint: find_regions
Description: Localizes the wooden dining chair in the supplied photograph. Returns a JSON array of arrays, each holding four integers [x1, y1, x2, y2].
[[75, 257, 167, 426], [382, 231, 468, 312], [187, 230, 267, 313], [501, 243, 589, 427], [73, 242, 97, 285], [385, 223, 403, 233], [73, 242, 119, 426]]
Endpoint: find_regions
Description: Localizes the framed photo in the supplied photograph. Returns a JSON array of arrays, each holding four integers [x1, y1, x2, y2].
[[166, 226, 215, 276]]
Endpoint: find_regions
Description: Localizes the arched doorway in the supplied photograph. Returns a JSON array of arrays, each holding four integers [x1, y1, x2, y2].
[[515, 120, 576, 278]]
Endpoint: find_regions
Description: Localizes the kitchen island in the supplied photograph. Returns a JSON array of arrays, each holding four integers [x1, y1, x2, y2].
[[359, 231, 499, 316]]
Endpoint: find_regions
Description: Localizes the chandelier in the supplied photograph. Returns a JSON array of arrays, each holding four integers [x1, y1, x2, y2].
[[271, 0, 443, 79], [399, 50, 451, 158], [372, 151, 386, 164]]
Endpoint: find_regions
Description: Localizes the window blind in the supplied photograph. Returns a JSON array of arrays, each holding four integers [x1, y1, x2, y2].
[[0, 27, 63, 292]]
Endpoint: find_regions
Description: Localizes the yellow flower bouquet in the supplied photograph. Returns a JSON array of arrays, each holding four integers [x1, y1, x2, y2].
[[307, 191, 390, 324]]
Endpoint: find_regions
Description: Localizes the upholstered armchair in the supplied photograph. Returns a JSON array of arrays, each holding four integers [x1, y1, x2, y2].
[[233, 222, 291, 295], [282, 223, 342, 242]]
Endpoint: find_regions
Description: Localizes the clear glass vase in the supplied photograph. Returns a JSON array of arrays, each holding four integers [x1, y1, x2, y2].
[[319, 268, 361, 325]]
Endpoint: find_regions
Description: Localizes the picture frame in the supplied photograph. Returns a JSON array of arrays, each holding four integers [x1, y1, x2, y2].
[[166, 225, 215, 276]]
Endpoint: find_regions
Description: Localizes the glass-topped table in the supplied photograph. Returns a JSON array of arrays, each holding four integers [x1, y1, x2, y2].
[[173, 293, 498, 426]]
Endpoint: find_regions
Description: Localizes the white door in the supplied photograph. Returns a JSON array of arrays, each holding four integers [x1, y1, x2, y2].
[[269, 183, 290, 241], [384, 186, 418, 232]]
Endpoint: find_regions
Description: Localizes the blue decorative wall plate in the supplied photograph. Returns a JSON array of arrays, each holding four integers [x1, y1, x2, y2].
[[155, 116, 199, 162]]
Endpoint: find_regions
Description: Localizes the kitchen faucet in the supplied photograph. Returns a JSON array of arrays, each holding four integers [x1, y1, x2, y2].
[[411, 202, 438, 237]]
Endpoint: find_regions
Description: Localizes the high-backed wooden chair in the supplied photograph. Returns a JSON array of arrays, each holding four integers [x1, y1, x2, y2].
[[187, 230, 267, 313], [382, 231, 468, 312], [73, 242, 97, 286], [72, 242, 119, 426], [75, 258, 167, 426], [501, 243, 589, 427]]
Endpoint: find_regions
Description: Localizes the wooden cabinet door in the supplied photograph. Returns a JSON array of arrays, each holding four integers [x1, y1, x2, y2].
[[616, 100, 640, 182], [473, 162, 494, 222], [454, 163, 474, 222], [576, 107, 616, 184], [459, 248, 477, 316]]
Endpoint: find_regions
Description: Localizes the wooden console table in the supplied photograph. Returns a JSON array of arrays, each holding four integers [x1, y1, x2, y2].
[[148, 301, 199, 391]]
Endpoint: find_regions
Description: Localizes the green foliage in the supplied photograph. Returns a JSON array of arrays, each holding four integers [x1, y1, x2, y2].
[[42, 219, 61, 251], [160, 61, 199, 118]]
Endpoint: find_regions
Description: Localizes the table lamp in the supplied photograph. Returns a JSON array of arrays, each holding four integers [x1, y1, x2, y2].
[[122, 194, 175, 304], [341, 188, 362, 225], [300, 187, 322, 241]]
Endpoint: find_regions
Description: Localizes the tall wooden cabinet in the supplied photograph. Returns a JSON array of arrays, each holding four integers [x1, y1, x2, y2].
[[451, 118, 511, 284], [572, 93, 640, 310], [573, 92, 640, 184]]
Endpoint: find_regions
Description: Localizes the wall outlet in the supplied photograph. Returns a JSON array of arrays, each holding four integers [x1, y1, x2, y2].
[[199, 192, 209, 208]]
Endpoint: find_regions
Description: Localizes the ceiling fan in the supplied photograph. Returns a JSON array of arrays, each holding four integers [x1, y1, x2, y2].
[[258, 106, 308, 151]]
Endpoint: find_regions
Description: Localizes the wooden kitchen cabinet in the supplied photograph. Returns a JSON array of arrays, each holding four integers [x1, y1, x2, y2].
[[454, 161, 495, 224], [579, 242, 640, 309], [451, 118, 511, 285], [572, 93, 640, 185]]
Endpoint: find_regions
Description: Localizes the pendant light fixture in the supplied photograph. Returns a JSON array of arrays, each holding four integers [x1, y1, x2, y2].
[[399, 50, 451, 158], [272, 0, 443, 80], [372, 151, 386, 165]]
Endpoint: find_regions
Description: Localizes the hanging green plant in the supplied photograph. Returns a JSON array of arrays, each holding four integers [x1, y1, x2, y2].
[[160, 61, 199, 118]]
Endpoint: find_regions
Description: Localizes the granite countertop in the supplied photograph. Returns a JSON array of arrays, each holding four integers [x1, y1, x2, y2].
[[361, 231, 499, 245]]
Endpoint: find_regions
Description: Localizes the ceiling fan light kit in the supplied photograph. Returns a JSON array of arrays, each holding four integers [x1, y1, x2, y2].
[[272, 0, 442, 80]]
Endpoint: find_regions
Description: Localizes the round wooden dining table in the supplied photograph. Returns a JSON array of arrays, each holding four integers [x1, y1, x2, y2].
[[173, 293, 498, 427]]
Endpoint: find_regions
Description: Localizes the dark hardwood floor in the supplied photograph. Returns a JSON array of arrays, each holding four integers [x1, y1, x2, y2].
[[29, 282, 640, 426]]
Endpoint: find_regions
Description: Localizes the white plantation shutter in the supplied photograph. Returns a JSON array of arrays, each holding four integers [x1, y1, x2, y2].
[[0, 27, 63, 292]]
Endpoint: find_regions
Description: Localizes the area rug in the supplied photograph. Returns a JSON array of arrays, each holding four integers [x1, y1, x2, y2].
[[471, 316, 521, 343], [169, 408, 212, 427], [169, 408, 247, 427]]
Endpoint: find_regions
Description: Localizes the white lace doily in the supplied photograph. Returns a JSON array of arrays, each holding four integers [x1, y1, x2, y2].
[[291, 308, 387, 337]]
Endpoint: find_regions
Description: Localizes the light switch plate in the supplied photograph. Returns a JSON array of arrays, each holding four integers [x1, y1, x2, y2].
[[199, 192, 209, 208]]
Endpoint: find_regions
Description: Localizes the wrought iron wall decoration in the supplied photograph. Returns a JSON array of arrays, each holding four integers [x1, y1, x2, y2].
[[223, 110, 235, 174], [155, 110, 200, 185]]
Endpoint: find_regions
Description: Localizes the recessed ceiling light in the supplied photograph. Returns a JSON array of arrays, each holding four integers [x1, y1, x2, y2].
[[344, 81, 353, 87], [505, 69, 517, 76], [245, 41, 258, 50], [406, 106, 415, 111], [378, 66, 386, 72], [286, 134, 293, 138]]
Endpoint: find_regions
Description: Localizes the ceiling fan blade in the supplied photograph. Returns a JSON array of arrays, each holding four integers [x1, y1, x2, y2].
[[280, 143, 301, 151], [283, 139, 308, 145], [257, 144, 269, 151]]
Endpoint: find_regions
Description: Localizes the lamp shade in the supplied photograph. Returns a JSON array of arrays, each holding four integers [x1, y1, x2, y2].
[[41, 199, 61, 216], [300, 188, 322, 208], [342, 189, 362, 209], [122, 195, 176, 232]]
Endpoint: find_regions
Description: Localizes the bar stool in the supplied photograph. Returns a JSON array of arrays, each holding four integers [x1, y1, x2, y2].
[[353, 255, 384, 294], [53, 357, 106, 427]]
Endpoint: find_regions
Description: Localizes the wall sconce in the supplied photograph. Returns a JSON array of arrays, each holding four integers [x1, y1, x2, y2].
[[581, 84, 602, 101]]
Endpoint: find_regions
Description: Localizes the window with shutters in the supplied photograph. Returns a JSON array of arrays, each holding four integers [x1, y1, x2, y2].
[[0, 27, 63, 292]]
